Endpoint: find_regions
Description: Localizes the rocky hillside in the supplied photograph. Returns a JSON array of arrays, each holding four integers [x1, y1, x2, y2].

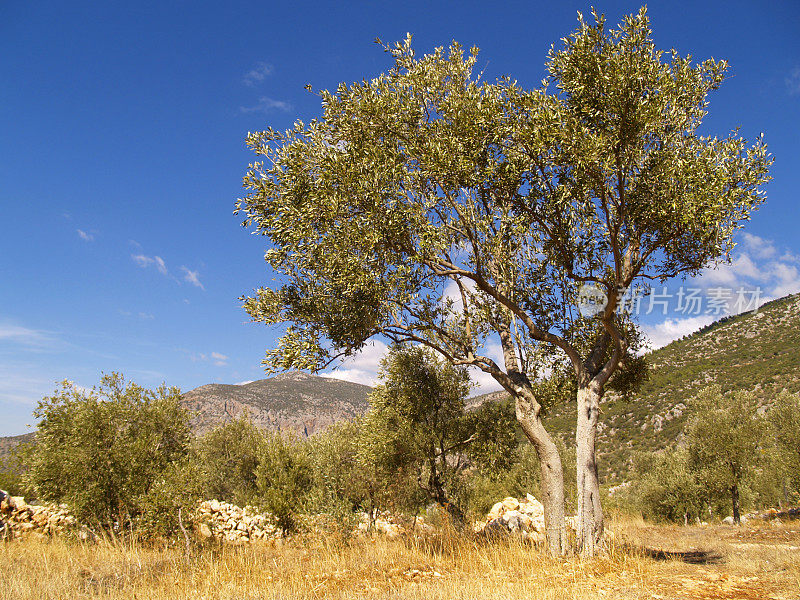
[[180, 371, 373, 436], [541, 293, 800, 483], [0, 433, 34, 465]]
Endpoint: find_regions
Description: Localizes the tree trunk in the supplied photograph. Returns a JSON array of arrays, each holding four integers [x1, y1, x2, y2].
[[576, 383, 603, 555], [731, 484, 741, 525], [515, 394, 566, 556]]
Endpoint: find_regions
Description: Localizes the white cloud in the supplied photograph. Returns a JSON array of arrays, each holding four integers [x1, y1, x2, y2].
[[240, 97, 293, 114], [642, 315, 716, 350], [191, 351, 228, 366], [769, 262, 800, 297], [697, 234, 800, 299], [742, 233, 776, 260], [700, 253, 765, 285], [322, 340, 389, 386], [132, 254, 168, 275], [243, 61, 274, 86], [138, 312, 155, 320], [181, 267, 204, 290], [786, 66, 800, 96], [211, 351, 228, 366], [77, 229, 94, 242], [235, 380, 255, 386]]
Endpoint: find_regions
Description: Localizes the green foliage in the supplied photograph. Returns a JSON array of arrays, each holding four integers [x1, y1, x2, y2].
[[306, 419, 367, 513], [255, 431, 313, 533], [194, 415, 264, 506], [630, 449, 705, 523], [766, 390, 800, 505], [361, 345, 473, 520], [26, 374, 191, 529]]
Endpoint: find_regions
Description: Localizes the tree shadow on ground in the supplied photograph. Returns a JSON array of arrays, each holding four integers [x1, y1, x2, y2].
[[640, 547, 724, 564]]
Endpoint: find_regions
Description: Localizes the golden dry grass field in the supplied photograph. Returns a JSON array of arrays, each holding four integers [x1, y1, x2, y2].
[[2, 516, 799, 600]]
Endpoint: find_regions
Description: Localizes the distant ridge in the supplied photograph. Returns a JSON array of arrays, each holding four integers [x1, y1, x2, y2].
[[180, 370, 373, 436]]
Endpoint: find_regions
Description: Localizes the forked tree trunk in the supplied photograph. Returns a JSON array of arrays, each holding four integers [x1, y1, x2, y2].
[[515, 393, 567, 556], [576, 383, 604, 555]]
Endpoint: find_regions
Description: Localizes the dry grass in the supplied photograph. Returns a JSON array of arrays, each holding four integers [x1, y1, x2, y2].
[[2, 516, 799, 600]]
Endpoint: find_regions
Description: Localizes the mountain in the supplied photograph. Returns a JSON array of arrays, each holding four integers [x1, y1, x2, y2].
[[540, 293, 800, 483], [0, 432, 35, 466], [180, 371, 373, 436]]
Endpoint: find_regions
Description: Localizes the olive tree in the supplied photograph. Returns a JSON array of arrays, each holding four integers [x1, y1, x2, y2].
[[687, 386, 763, 524], [236, 8, 771, 555], [504, 8, 771, 553], [26, 374, 191, 529], [363, 345, 473, 524], [765, 390, 800, 507], [237, 38, 573, 553]]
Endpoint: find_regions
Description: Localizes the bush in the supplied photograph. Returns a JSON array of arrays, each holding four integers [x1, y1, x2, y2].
[[255, 431, 313, 533], [25, 374, 191, 530], [193, 415, 263, 506]]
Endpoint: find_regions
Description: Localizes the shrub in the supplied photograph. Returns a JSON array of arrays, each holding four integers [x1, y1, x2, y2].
[[25, 374, 191, 530]]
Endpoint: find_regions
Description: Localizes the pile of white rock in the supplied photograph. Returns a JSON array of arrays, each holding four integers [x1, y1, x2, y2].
[[194, 499, 281, 543], [0, 490, 77, 539], [474, 494, 580, 542]]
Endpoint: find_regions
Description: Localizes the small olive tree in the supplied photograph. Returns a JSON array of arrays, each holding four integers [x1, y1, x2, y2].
[[362, 345, 474, 524], [765, 390, 800, 507], [687, 386, 764, 524], [26, 374, 191, 530]]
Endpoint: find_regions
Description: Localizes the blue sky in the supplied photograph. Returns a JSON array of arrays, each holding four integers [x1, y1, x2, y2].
[[2, 1, 799, 435]]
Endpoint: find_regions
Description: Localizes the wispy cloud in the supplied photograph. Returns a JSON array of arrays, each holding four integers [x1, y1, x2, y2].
[[243, 61, 274, 86], [786, 66, 800, 96], [0, 323, 58, 350], [191, 351, 228, 367], [240, 97, 293, 114], [77, 229, 94, 242], [181, 267, 204, 290], [132, 254, 168, 276]]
